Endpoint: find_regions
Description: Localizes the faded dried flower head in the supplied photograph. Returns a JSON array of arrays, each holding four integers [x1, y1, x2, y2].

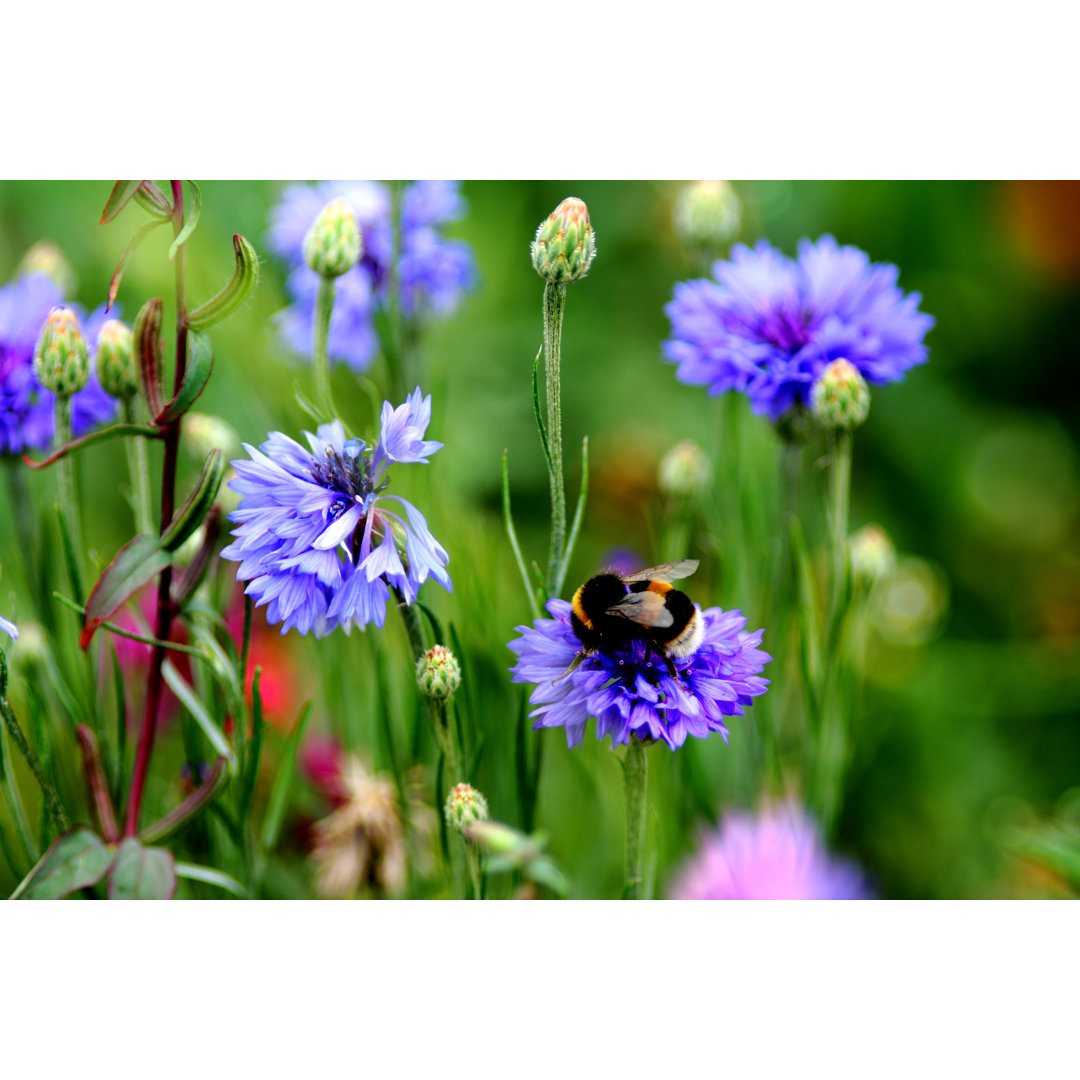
[[311, 756, 407, 897]]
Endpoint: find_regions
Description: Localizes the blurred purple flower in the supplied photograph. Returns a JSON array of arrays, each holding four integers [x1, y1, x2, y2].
[[0, 272, 118, 456], [0, 611, 17, 640], [267, 180, 477, 372], [221, 388, 450, 637], [663, 235, 934, 421], [508, 599, 770, 750], [669, 802, 869, 899]]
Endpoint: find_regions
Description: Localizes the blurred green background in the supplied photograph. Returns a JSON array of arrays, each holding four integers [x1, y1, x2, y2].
[[2, 180, 1078, 899]]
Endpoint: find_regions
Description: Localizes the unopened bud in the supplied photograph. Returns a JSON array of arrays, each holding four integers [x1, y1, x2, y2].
[[184, 413, 240, 462], [18, 240, 78, 297], [94, 320, 137, 399], [444, 783, 489, 832], [416, 644, 461, 700], [850, 524, 896, 583], [810, 358, 870, 430], [673, 180, 741, 251], [33, 307, 90, 397], [658, 439, 711, 498], [303, 198, 362, 278], [531, 197, 596, 284]]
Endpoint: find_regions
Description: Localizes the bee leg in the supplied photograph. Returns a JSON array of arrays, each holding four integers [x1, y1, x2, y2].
[[663, 654, 682, 682], [554, 651, 587, 683]]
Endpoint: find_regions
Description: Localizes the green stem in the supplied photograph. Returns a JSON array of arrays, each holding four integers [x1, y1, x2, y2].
[[623, 737, 648, 900], [123, 397, 154, 535], [464, 841, 483, 900], [54, 394, 83, 568], [0, 651, 70, 834], [0, 717, 36, 867], [542, 281, 567, 598], [815, 428, 854, 834], [312, 276, 337, 422]]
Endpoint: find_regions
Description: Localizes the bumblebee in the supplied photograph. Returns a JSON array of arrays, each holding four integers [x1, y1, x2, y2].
[[569, 559, 704, 677]]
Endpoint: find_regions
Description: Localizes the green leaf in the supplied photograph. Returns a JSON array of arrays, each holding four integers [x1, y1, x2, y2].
[[501, 450, 541, 620], [154, 330, 213, 425], [132, 181, 172, 220], [100, 181, 143, 224], [161, 659, 235, 766], [174, 862, 249, 898], [260, 701, 313, 853], [134, 298, 165, 418], [161, 448, 224, 552], [80, 536, 171, 649], [107, 219, 168, 312], [168, 180, 202, 261], [22, 423, 160, 470], [557, 435, 589, 595], [140, 757, 228, 845], [107, 837, 176, 899], [531, 345, 554, 474], [1004, 823, 1080, 890], [240, 666, 264, 824], [187, 234, 260, 331], [11, 828, 114, 899]]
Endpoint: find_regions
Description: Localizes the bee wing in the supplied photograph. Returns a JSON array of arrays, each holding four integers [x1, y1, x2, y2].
[[606, 590, 675, 629], [620, 559, 699, 585]]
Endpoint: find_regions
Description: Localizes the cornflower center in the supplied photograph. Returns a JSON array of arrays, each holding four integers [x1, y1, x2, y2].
[[309, 439, 392, 561]]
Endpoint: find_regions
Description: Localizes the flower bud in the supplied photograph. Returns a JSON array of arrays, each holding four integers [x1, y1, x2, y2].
[[658, 439, 711, 499], [416, 644, 461, 700], [531, 197, 596, 284], [850, 524, 896, 584], [184, 413, 240, 462], [17, 239, 78, 297], [673, 180, 741, 251], [94, 319, 137, 399], [303, 198, 362, 278], [810, 358, 870, 430], [33, 307, 90, 398], [444, 782, 489, 832]]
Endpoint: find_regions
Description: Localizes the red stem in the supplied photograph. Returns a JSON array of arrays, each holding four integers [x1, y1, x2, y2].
[[124, 180, 189, 837]]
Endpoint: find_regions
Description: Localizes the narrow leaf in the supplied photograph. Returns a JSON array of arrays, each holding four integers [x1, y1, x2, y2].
[[557, 435, 589, 595], [100, 181, 142, 224], [260, 701, 313, 853], [134, 298, 165, 417], [108, 837, 176, 899], [80, 536, 171, 649], [154, 330, 213, 425], [132, 181, 172, 220], [174, 861, 249, 898], [22, 423, 159, 470], [11, 828, 114, 900], [168, 180, 202, 261], [139, 757, 228, 845], [161, 659, 235, 766], [240, 666, 265, 825], [107, 219, 167, 311], [172, 505, 222, 607], [160, 448, 224, 552], [75, 726, 119, 843], [531, 345, 554, 474], [501, 451, 541, 620], [187, 234, 260, 331]]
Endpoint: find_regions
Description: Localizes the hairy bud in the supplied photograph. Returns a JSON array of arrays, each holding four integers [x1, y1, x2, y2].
[[33, 307, 90, 397], [445, 783, 489, 832], [531, 197, 596, 284], [95, 320, 137, 399], [850, 524, 896, 584], [416, 644, 461, 700], [304, 198, 362, 279], [810, 358, 870, 430]]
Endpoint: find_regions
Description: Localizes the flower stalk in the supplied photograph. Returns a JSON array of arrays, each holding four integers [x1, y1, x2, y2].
[[312, 277, 336, 422], [542, 280, 567, 597], [623, 736, 648, 899], [123, 397, 154, 535], [124, 179, 189, 837]]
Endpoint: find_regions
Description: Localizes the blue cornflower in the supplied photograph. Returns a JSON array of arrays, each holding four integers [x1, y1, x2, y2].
[[663, 235, 934, 422], [221, 388, 451, 637], [0, 272, 118, 456], [0, 611, 17, 641], [508, 599, 771, 750], [267, 180, 477, 372]]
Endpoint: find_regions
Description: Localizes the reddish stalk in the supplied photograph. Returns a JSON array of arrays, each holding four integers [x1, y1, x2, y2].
[[123, 180, 189, 836]]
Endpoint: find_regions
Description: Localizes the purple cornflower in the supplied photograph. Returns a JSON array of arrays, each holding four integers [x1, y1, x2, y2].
[[669, 802, 869, 900], [221, 388, 451, 637], [267, 180, 477, 372], [508, 599, 771, 750], [663, 235, 934, 422], [0, 272, 118, 456]]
